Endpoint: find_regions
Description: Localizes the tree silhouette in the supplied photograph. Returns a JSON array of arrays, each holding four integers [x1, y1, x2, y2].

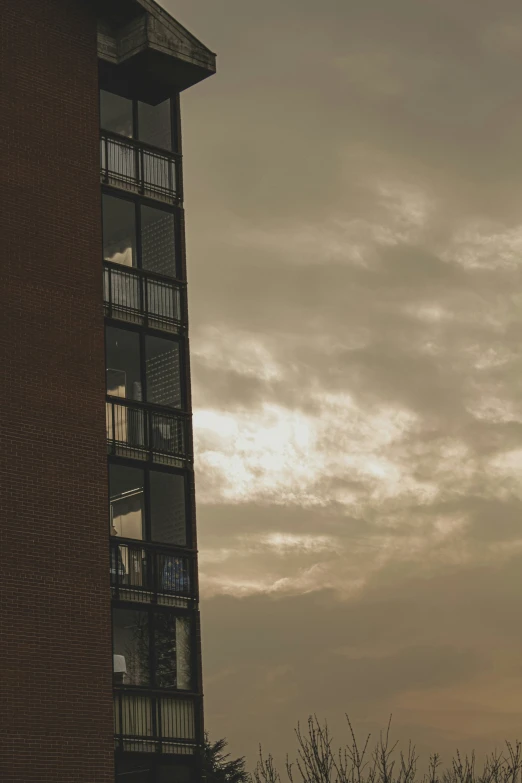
[[204, 734, 250, 783]]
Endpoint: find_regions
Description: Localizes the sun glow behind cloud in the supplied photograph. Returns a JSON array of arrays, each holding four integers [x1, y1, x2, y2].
[[190, 192, 522, 599], [194, 395, 420, 507]]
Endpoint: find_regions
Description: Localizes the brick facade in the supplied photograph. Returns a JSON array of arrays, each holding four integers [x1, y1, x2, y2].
[[0, 0, 114, 780]]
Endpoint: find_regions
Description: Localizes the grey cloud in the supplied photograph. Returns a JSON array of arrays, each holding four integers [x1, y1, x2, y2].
[[166, 0, 522, 764]]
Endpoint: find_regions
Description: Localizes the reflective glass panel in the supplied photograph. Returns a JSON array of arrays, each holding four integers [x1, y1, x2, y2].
[[102, 195, 136, 267], [138, 99, 172, 150], [141, 205, 176, 277], [109, 464, 145, 540], [145, 336, 181, 408], [155, 615, 192, 690], [116, 758, 152, 782], [106, 327, 142, 401], [150, 471, 187, 546], [113, 609, 149, 686], [158, 765, 192, 783], [100, 90, 133, 137]]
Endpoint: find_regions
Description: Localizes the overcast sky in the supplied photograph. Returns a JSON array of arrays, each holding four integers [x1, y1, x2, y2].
[[165, 0, 522, 767]]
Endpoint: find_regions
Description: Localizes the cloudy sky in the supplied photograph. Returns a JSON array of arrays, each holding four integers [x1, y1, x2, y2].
[[166, 0, 522, 767]]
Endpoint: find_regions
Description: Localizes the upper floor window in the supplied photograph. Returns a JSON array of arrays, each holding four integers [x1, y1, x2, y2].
[[100, 90, 175, 153], [100, 91, 133, 138], [102, 195, 136, 267], [103, 194, 178, 278], [110, 463, 145, 540], [106, 326, 183, 409], [109, 463, 188, 547], [138, 100, 173, 152]]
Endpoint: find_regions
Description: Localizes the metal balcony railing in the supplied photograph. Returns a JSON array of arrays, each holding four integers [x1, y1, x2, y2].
[[110, 539, 196, 607], [106, 398, 192, 468], [114, 690, 198, 754], [100, 131, 181, 203], [104, 262, 187, 334]]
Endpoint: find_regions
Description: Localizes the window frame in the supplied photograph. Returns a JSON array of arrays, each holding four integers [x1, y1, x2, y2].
[[100, 89, 179, 154], [102, 190, 182, 281], [112, 604, 197, 693], [114, 753, 198, 782], [105, 322, 186, 412], [108, 458, 193, 549]]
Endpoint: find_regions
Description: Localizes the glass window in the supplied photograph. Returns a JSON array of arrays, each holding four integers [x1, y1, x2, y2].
[[174, 617, 192, 690], [113, 609, 149, 686], [106, 327, 142, 401], [158, 765, 192, 783], [150, 471, 187, 546], [138, 99, 172, 151], [145, 336, 181, 408], [141, 205, 177, 277], [155, 614, 192, 690], [102, 195, 136, 267], [109, 464, 145, 540], [116, 758, 152, 781], [100, 90, 133, 137]]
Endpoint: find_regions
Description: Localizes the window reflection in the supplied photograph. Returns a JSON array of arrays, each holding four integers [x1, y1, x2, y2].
[[155, 615, 192, 690], [112, 608, 192, 691], [106, 327, 142, 401], [141, 205, 176, 277], [102, 195, 136, 267], [100, 90, 133, 138], [138, 99, 172, 151], [109, 464, 145, 540], [113, 608, 149, 686], [145, 336, 181, 408], [150, 472, 186, 546]]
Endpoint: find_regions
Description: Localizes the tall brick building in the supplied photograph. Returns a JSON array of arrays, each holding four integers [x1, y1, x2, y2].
[[0, 1, 215, 781]]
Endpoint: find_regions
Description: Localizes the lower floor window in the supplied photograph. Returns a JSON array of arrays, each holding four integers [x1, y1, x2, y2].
[[113, 608, 193, 690], [115, 758, 194, 782]]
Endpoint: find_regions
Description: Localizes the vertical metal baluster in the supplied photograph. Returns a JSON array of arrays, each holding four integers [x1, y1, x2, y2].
[[117, 692, 123, 751], [111, 402, 115, 454], [104, 135, 109, 183], [139, 147, 145, 195], [144, 273, 148, 331], [108, 267, 113, 320]]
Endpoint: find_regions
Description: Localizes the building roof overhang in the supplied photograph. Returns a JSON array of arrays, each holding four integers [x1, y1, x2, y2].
[[94, 0, 216, 102]]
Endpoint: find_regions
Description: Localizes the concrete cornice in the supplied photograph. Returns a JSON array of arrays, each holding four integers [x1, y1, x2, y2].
[[96, 0, 216, 94]]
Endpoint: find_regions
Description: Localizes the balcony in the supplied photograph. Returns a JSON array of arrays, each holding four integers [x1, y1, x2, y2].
[[106, 398, 192, 468], [101, 131, 181, 204], [104, 262, 187, 334], [114, 690, 198, 755], [110, 539, 196, 607]]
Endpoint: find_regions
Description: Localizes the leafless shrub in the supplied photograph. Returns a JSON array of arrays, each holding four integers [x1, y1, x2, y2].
[[253, 716, 522, 783]]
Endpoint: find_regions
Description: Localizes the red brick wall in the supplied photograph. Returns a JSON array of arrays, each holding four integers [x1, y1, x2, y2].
[[0, 1, 114, 781]]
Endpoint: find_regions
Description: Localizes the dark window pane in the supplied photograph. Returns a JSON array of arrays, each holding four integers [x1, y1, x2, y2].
[[157, 764, 192, 783], [116, 758, 153, 781], [154, 612, 177, 688], [100, 90, 133, 137], [145, 336, 181, 408], [109, 464, 144, 540], [113, 609, 149, 686], [155, 614, 192, 690], [103, 195, 136, 267], [138, 99, 172, 150], [141, 206, 176, 277], [150, 471, 187, 546], [106, 327, 142, 401], [174, 616, 192, 690]]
